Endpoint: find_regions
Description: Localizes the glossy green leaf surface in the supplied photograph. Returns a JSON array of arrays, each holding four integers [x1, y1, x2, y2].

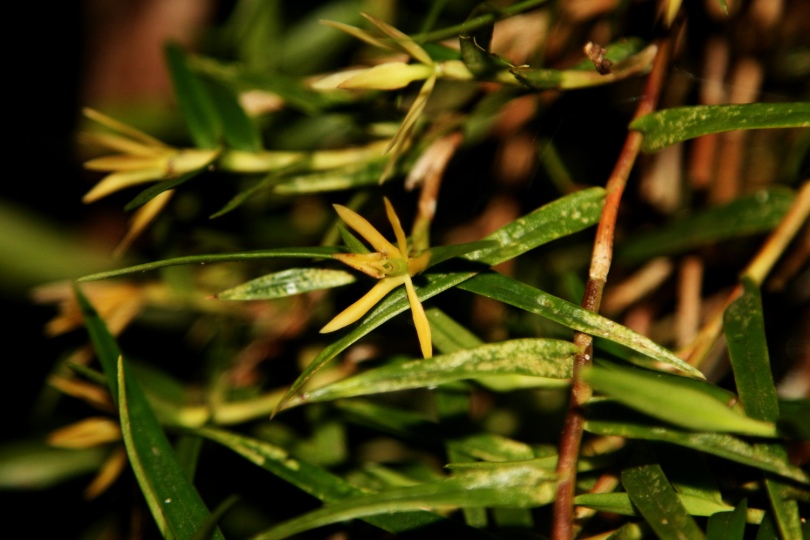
[[253, 462, 557, 539], [575, 492, 732, 518], [217, 268, 356, 300], [288, 338, 578, 407], [459, 273, 703, 378], [463, 187, 605, 267], [631, 102, 810, 152], [725, 279, 779, 422], [76, 287, 222, 539], [621, 445, 705, 540], [706, 499, 748, 540], [617, 188, 795, 264], [726, 279, 803, 538], [585, 401, 809, 483], [583, 362, 775, 435]]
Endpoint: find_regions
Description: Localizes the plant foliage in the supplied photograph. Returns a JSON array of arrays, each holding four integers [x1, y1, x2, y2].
[[12, 1, 810, 539]]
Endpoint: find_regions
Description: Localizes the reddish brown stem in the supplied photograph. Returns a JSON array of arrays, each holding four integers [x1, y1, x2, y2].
[[550, 28, 676, 540]]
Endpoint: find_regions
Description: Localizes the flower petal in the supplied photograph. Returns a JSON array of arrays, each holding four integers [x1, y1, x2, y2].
[[319, 19, 397, 53], [82, 169, 165, 203], [360, 12, 433, 65], [81, 132, 166, 157], [320, 276, 405, 333], [84, 108, 170, 149], [404, 276, 432, 358], [114, 190, 175, 258], [47, 416, 122, 448], [338, 62, 434, 90], [84, 445, 127, 500], [84, 154, 167, 172], [383, 197, 409, 258], [332, 204, 401, 256]]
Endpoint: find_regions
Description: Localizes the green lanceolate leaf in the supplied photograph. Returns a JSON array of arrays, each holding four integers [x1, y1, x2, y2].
[[631, 102, 810, 153], [459, 273, 703, 378], [464, 186, 605, 267], [583, 362, 775, 436], [617, 187, 795, 264], [585, 401, 809, 484], [124, 168, 206, 211], [286, 338, 579, 407], [575, 492, 733, 518], [706, 499, 748, 540], [778, 399, 810, 439], [76, 287, 222, 539], [217, 268, 356, 300], [725, 278, 779, 422], [726, 280, 803, 538], [251, 462, 557, 539], [77, 247, 342, 282], [621, 445, 706, 540], [195, 427, 490, 537], [165, 43, 221, 149]]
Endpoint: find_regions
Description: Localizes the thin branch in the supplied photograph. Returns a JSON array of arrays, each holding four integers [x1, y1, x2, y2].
[[551, 26, 678, 539]]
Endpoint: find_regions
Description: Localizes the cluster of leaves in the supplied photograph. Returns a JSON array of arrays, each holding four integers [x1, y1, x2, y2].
[[10, 0, 810, 539]]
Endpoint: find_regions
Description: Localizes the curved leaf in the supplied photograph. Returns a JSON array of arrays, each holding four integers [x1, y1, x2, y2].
[[575, 492, 733, 518], [76, 287, 222, 539], [583, 362, 775, 436], [620, 445, 706, 540], [631, 102, 810, 153], [706, 499, 748, 540], [124, 168, 207, 211], [459, 272, 703, 378], [584, 401, 809, 484], [252, 462, 557, 539], [725, 278, 779, 422], [288, 338, 578, 407], [217, 268, 356, 300], [77, 247, 342, 282]]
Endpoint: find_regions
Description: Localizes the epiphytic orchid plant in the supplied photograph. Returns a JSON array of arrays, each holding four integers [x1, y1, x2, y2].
[[320, 198, 432, 358]]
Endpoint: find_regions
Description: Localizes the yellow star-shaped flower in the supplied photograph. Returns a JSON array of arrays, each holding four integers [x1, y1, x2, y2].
[[320, 198, 432, 358]]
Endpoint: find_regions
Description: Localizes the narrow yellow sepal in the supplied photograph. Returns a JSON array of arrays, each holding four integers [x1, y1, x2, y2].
[[332, 204, 401, 256], [404, 277, 432, 358], [320, 276, 405, 333]]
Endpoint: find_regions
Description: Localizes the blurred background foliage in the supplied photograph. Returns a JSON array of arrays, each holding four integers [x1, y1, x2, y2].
[[3, 0, 809, 538]]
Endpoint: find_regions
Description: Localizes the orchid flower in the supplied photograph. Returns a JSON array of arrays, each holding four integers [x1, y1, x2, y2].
[[320, 198, 432, 358]]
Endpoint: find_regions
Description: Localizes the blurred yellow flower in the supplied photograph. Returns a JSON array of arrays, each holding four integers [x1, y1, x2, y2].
[[81, 108, 219, 203]]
